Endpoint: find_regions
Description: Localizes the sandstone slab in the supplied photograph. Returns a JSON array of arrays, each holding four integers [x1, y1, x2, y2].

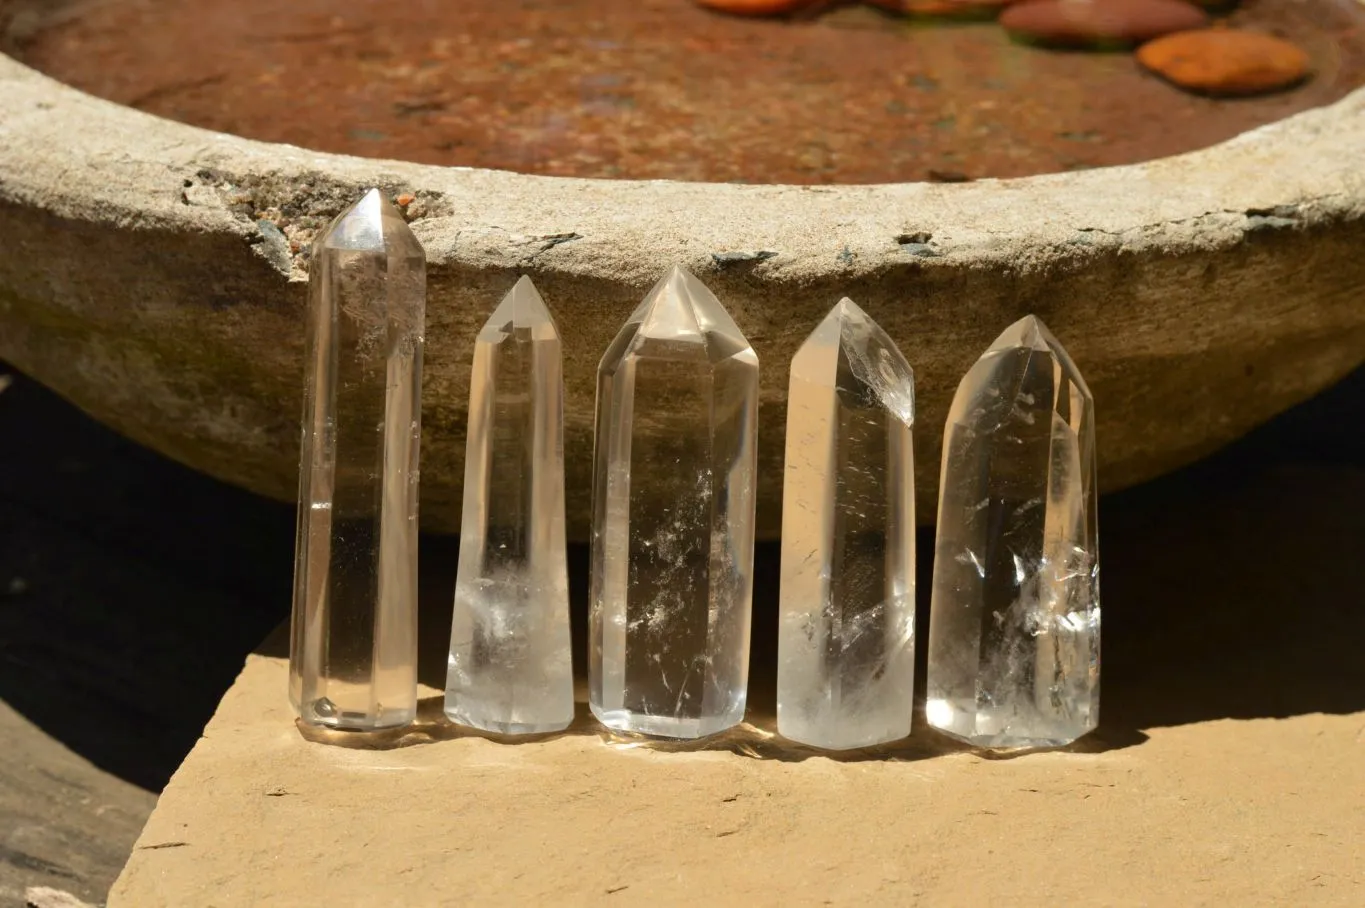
[[109, 462, 1365, 905], [113, 659, 1365, 906]]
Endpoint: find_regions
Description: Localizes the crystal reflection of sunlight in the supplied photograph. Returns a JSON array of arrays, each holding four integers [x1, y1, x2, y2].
[[925, 699, 955, 730]]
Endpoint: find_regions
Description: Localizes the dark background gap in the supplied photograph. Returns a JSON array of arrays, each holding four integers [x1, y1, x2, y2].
[[0, 360, 1362, 793]]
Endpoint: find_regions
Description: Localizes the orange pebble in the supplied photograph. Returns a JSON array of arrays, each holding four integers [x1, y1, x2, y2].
[[1137, 28, 1310, 97]]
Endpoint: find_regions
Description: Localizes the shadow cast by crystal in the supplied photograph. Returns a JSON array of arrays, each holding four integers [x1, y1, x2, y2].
[[0, 356, 1361, 791], [592, 719, 961, 763], [965, 724, 1150, 760], [593, 710, 1002, 764]]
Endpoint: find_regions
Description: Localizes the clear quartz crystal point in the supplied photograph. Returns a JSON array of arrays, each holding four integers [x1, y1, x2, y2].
[[444, 276, 574, 735], [589, 265, 760, 739], [289, 188, 425, 732], [926, 315, 1100, 750], [777, 299, 917, 750]]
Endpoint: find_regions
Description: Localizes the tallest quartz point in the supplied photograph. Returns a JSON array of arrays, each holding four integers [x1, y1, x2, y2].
[[589, 265, 760, 739], [289, 189, 425, 731], [927, 315, 1099, 750]]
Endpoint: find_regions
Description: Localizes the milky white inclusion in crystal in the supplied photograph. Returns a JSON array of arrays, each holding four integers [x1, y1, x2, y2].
[[777, 299, 916, 750], [589, 265, 759, 739], [289, 189, 425, 731], [444, 276, 574, 735], [926, 315, 1100, 749]]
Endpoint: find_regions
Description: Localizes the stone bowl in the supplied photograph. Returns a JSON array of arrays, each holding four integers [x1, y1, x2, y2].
[[1, 2, 1363, 538]]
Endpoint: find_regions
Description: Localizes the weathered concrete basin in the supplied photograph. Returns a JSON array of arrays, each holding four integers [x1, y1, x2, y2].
[[1, 4, 1363, 538]]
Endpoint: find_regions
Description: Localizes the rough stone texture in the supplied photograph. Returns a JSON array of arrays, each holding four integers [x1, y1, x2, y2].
[[114, 669, 1365, 906], [108, 461, 1365, 905], [24, 0, 1358, 185], [1, 11, 1365, 537]]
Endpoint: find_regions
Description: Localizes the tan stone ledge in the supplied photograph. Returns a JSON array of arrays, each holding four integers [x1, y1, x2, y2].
[[110, 463, 1365, 906], [109, 652, 1365, 906]]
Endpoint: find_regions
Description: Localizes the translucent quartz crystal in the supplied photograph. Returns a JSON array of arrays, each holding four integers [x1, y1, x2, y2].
[[589, 265, 760, 739], [926, 315, 1100, 749], [289, 189, 425, 731], [777, 299, 917, 750], [444, 277, 574, 735]]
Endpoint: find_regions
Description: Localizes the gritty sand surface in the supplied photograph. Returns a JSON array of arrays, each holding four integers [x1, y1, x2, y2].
[[111, 660, 1365, 907], [111, 461, 1365, 906]]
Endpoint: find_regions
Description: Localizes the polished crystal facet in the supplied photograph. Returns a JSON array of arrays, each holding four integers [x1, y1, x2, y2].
[[289, 189, 425, 731], [777, 299, 916, 750], [926, 315, 1100, 749], [589, 265, 760, 739], [444, 276, 574, 735]]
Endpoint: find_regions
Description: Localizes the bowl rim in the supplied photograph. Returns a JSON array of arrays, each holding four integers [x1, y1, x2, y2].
[[1, 41, 1364, 287]]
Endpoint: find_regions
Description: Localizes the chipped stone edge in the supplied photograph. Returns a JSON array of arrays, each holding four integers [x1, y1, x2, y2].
[[3, 45, 1365, 536], [1, 54, 1364, 286]]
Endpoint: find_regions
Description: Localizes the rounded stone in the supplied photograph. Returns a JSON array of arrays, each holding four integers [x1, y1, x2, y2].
[[1, 12, 1364, 540], [1138, 29, 1312, 97], [867, 0, 1013, 17], [693, 0, 816, 14], [1000, 0, 1210, 48]]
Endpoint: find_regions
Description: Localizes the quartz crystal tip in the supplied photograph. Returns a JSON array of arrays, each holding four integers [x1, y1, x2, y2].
[[791, 297, 916, 424], [984, 315, 1093, 398], [445, 275, 574, 736], [778, 297, 917, 750], [926, 314, 1099, 751], [483, 275, 559, 341], [989, 312, 1049, 352], [316, 188, 417, 254], [589, 265, 759, 739], [605, 264, 756, 365]]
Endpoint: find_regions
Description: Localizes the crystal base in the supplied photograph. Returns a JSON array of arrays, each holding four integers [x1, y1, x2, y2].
[[589, 702, 745, 740], [779, 714, 912, 752], [294, 697, 416, 732], [927, 697, 1080, 750], [443, 706, 572, 737]]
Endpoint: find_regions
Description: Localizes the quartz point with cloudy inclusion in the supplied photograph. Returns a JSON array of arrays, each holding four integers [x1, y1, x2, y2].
[[926, 315, 1100, 749], [589, 265, 759, 739], [444, 277, 574, 735], [777, 299, 917, 750], [289, 189, 424, 732]]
